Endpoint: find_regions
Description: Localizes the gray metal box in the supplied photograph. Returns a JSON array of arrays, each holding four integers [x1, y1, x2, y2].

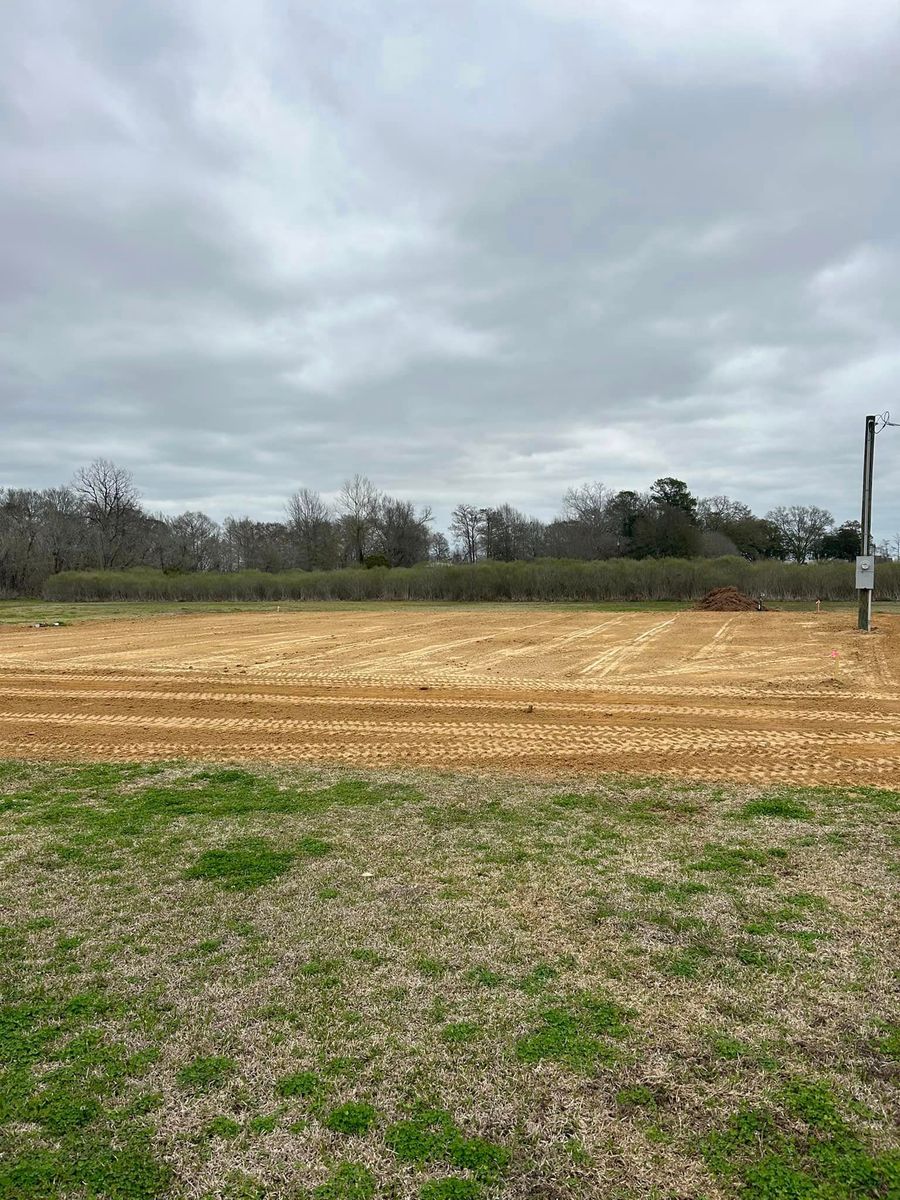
[[855, 555, 875, 589]]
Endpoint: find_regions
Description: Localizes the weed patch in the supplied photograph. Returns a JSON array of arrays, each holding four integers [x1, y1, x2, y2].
[[419, 1181, 482, 1200], [325, 1101, 379, 1135], [703, 1080, 900, 1198], [312, 1162, 377, 1199], [184, 839, 299, 889], [0, 981, 169, 1199], [385, 1106, 509, 1183], [278, 1069, 323, 1099], [205, 1116, 242, 1138], [739, 796, 813, 820], [515, 993, 631, 1071], [176, 1055, 236, 1090], [616, 1084, 658, 1112]]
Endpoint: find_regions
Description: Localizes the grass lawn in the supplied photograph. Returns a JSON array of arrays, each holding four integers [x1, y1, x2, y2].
[[0, 763, 897, 1198], [0, 598, 894, 626]]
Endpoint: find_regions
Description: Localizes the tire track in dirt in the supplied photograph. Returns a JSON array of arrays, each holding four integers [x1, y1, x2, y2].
[[1, 609, 897, 785], [579, 617, 678, 676], [0, 683, 896, 727]]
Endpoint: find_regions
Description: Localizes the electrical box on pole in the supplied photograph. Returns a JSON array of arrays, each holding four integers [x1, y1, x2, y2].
[[855, 555, 875, 589], [857, 415, 876, 632]]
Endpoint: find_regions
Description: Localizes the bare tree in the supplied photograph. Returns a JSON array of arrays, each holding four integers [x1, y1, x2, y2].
[[428, 531, 451, 562], [479, 504, 543, 561], [449, 504, 482, 563], [73, 459, 143, 568], [562, 482, 610, 524], [374, 497, 431, 567], [560, 481, 617, 558], [285, 488, 336, 570], [765, 505, 833, 563], [40, 487, 85, 574], [697, 495, 753, 531], [337, 475, 379, 564], [222, 516, 290, 572], [0, 490, 44, 594], [166, 512, 221, 572]]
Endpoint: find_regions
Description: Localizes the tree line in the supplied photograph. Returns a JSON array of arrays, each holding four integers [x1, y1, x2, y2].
[[0, 459, 889, 597]]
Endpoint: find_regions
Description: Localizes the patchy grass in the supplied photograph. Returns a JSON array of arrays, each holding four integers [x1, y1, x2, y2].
[[176, 1055, 237, 1090], [738, 796, 813, 820], [0, 599, 705, 627], [0, 760, 896, 1198], [277, 1069, 323, 1099], [312, 1162, 377, 1199]]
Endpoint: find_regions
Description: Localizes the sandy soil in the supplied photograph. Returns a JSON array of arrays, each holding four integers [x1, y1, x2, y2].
[[1, 608, 898, 786]]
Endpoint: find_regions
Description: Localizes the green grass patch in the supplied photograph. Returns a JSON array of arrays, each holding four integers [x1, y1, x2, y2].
[[419, 1180, 483, 1200], [312, 1163, 377, 1199], [184, 839, 301, 889], [14, 769, 414, 853], [324, 1101, 379, 1136], [176, 1055, 236, 1090], [278, 1070, 323, 1099], [687, 843, 777, 883], [739, 796, 813, 820], [466, 966, 504, 987], [663, 944, 715, 980], [703, 1079, 900, 1198], [872, 1022, 900, 1062], [440, 1021, 482, 1045], [515, 993, 632, 1071], [385, 1106, 509, 1183]]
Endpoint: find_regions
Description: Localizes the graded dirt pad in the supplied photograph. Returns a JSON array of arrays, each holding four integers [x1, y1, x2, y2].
[[0, 607, 898, 786]]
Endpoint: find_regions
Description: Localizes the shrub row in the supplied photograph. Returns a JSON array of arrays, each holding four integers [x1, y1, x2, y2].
[[41, 558, 900, 603]]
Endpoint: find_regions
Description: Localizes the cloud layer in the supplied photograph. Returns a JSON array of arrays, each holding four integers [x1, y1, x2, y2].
[[2, 0, 899, 535]]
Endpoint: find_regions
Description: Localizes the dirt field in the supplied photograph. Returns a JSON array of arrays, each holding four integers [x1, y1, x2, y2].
[[1, 607, 898, 785]]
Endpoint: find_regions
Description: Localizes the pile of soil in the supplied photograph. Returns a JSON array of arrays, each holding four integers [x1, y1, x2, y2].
[[695, 586, 768, 612]]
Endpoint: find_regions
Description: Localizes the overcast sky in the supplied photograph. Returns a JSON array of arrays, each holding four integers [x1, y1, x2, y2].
[[2, 1, 900, 538]]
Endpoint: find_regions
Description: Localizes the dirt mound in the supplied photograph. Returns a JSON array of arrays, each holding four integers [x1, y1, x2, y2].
[[695, 586, 767, 612]]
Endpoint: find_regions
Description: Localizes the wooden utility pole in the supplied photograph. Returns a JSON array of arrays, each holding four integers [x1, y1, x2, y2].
[[857, 415, 876, 632]]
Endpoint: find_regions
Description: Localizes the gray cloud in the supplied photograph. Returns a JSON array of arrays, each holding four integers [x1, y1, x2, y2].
[[2, 0, 900, 537]]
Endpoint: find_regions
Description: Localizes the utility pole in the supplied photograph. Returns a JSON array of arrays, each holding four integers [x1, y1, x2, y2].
[[857, 415, 876, 632]]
